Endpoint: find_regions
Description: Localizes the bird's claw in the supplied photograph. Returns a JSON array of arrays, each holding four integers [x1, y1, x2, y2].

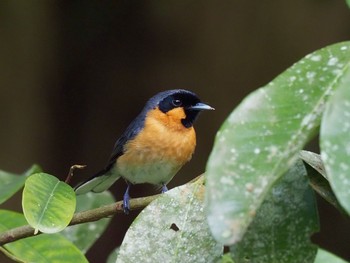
[[123, 184, 131, 214], [161, 184, 168, 193]]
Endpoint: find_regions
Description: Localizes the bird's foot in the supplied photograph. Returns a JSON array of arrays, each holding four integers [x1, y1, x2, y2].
[[123, 184, 131, 214], [161, 184, 168, 193]]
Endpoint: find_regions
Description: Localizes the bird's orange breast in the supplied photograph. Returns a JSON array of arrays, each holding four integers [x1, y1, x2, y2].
[[116, 107, 196, 183]]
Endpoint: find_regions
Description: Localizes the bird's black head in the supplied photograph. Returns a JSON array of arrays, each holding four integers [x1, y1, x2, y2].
[[147, 89, 214, 128]]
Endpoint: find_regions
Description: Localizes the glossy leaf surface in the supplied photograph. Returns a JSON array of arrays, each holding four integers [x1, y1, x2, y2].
[[320, 63, 350, 215], [22, 173, 76, 233], [206, 42, 350, 244], [0, 210, 87, 263], [117, 178, 223, 263], [230, 161, 318, 263]]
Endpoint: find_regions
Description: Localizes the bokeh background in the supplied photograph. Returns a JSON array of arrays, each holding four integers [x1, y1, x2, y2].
[[1, 1, 350, 262]]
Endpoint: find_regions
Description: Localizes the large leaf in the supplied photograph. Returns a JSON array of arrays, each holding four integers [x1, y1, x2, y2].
[[117, 177, 223, 263], [0, 210, 87, 263], [22, 173, 76, 234], [0, 164, 41, 205], [205, 42, 350, 244], [107, 247, 119, 263], [61, 191, 115, 253], [314, 248, 348, 263], [230, 160, 319, 263], [320, 61, 350, 215]]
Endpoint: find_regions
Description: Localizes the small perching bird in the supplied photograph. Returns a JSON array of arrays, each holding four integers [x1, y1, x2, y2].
[[75, 89, 214, 213]]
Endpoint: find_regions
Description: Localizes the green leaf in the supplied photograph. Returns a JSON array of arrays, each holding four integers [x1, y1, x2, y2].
[[314, 248, 348, 263], [205, 42, 350, 244], [61, 191, 115, 253], [0, 164, 41, 205], [22, 173, 76, 234], [0, 210, 87, 263], [117, 177, 223, 263], [300, 151, 345, 213], [230, 160, 319, 263], [218, 253, 235, 263], [320, 62, 350, 215], [107, 247, 120, 263], [299, 150, 327, 179], [346, 0, 350, 9]]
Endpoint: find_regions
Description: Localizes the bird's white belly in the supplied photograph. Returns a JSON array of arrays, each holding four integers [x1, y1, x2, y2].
[[116, 160, 180, 185]]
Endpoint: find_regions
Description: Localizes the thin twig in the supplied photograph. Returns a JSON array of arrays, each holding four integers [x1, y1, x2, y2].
[[65, 164, 87, 184]]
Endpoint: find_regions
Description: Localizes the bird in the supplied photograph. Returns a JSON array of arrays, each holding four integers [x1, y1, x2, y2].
[[75, 89, 214, 213]]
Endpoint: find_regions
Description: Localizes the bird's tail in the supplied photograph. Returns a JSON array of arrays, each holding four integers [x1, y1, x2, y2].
[[74, 167, 120, 194]]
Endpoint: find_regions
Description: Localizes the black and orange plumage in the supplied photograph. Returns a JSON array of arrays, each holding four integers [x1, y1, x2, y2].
[[75, 89, 214, 213]]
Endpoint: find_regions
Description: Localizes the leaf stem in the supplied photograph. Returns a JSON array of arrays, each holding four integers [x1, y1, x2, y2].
[[65, 164, 87, 184]]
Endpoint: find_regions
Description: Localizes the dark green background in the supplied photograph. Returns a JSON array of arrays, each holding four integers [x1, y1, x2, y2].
[[1, 1, 349, 262]]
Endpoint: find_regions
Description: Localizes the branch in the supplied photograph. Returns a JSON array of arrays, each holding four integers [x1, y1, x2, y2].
[[0, 193, 160, 246]]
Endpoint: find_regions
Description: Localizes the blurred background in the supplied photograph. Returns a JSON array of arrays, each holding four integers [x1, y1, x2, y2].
[[1, 1, 350, 262]]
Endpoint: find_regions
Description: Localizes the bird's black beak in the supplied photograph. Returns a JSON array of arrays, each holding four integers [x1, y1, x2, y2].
[[188, 102, 215, 111]]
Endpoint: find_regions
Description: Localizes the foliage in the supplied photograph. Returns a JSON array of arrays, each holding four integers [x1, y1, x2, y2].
[[229, 160, 318, 263], [204, 41, 350, 262], [0, 165, 41, 205], [116, 177, 223, 263], [0, 169, 114, 263], [22, 173, 76, 234], [314, 249, 348, 263], [61, 191, 115, 253], [0, 210, 88, 263], [0, 43, 350, 263]]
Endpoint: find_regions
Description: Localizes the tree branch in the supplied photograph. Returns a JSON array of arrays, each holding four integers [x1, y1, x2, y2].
[[0, 175, 204, 246], [0, 193, 160, 246]]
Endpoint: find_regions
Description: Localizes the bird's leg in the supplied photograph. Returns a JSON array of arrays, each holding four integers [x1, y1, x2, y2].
[[123, 183, 131, 214], [161, 184, 168, 193]]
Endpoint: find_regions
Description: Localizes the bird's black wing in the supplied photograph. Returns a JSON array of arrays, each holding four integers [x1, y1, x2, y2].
[[74, 111, 147, 194], [105, 113, 145, 170]]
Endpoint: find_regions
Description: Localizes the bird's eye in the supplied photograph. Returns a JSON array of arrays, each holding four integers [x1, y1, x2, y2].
[[172, 99, 182, 107]]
